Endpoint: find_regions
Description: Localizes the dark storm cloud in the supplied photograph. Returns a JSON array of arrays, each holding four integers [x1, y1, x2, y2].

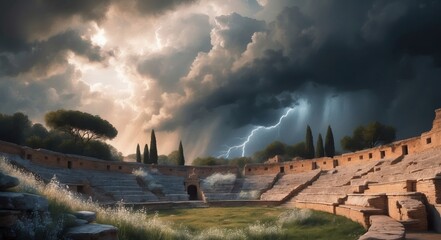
[[0, 0, 197, 52], [133, 0, 196, 15], [0, 30, 110, 77], [158, 0, 441, 141], [214, 13, 266, 53], [0, 0, 112, 51], [0, 66, 90, 117]]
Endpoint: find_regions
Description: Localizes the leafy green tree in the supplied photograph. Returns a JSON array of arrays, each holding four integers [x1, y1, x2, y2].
[[178, 141, 185, 166], [325, 125, 335, 157], [305, 125, 315, 159], [229, 157, 253, 168], [136, 144, 141, 163], [149, 130, 158, 164], [143, 144, 150, 164], [341, 121, 396, 152], [45, 110, 117, 143], [192, 156, 219, 166], [316, 134, 324, 158], [0, 112, 32, 144], [158, 154, 180, 165], [252, 141, 286, 162], [286, 142, 307, 159]]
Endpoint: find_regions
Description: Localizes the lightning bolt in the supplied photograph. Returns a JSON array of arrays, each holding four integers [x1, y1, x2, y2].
[[218, 107, 296, 158]]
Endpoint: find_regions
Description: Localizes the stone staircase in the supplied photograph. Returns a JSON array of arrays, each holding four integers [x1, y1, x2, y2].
[[239, 174, 278, 199], [148, 174, 188, 201], [260, 169, 321, 202], [89, 175, 159, 203]]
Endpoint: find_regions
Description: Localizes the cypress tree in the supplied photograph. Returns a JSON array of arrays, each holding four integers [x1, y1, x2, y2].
[[150, 130, 158, 164], [325, 125, 335, 157], [178, 141, 185, 166], [136, 144, 141, 163], [305, 125, 315, 159], [316, 134, 324, 158], [143, 144, 150, 164]]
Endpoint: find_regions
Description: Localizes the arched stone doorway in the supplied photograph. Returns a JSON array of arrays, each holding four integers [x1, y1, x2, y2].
[[187, 185, 198, 200]]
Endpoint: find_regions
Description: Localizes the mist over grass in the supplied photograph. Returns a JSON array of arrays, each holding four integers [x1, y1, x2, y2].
[[202, 173, 237, 190]]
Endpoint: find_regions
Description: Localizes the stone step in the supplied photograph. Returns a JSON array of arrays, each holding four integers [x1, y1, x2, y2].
[[113, 194, 158, 202], [164, 194, 189, 201], [94, 186, 142, 191], [106, 190, 147, 195], [66, 224, 118, 240]]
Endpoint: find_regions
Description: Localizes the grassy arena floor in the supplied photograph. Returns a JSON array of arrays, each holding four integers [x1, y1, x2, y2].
[[157, 207, 365, 240]]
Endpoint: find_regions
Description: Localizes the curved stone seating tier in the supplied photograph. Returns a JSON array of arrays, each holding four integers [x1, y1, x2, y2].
[[203, 193, 239, 201], [312, 161, 380, 188], [3, 154, 173, 203], [241, 174, 278, 191], [301, 185, 353, 194], [356, 147, 441, 184], [145, 174, 188, 201], [295, 193, 347, 205], [364, 180, 416, 194], [260, 170, 321, 201]]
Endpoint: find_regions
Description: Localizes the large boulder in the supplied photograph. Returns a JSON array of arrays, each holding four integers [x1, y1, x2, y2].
[[66, 224, 118, 240], [0, 172, 19, 190], [0, 192, 48, 211]]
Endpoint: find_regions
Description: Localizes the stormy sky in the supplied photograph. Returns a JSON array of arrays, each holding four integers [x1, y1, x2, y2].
[[1, 0, 441, 161]]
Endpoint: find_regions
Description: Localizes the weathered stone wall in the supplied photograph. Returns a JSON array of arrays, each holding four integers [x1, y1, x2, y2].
[[294, 201, 336, 214], [416, 178, 441, 205], [0, 141, 23, 156], [2, 142, 239, 179], [335, 206, 370, 228]]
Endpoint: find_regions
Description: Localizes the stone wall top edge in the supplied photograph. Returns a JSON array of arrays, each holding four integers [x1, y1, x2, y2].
[[385, 192, 424, 196], [368, 179, 416, 186], [347, 193, 387, 196]]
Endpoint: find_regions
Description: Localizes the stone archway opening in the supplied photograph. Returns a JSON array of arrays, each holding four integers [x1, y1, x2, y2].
[[187, 185, 198, 200]]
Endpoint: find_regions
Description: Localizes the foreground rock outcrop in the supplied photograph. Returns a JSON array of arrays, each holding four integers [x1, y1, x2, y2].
[[0, 169, 119, 240]]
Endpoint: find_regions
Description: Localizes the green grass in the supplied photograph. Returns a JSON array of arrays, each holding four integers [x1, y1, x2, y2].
[[158, 207, 282, 231], [282, 211, 365, 240], [157, 207, 365, 240]]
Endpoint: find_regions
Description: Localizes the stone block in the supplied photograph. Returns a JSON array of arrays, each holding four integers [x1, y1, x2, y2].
[[0, 172, 19, 190], [66, 223, 118, 240], [0, 192, 48, 211], [74, 211, 97, 223]]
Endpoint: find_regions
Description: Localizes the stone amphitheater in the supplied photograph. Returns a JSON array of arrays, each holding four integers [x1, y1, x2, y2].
[[2, 109, 441, 239]]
